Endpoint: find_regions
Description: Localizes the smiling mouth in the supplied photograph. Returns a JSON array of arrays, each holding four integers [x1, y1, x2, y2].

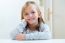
[[28, 18, 34, 21]]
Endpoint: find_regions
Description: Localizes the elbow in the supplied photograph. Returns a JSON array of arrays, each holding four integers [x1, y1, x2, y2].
[[39, 32, 52, 40], [42, 32, 52, 40], [45, 33, 52, 40], [10, 33, 16, 40]]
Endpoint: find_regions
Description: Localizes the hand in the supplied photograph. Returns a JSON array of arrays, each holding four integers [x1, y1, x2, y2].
[[16, 33, 25, 41]]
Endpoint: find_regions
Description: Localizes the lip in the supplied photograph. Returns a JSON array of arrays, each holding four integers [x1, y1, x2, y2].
[[28, 19, 33, 20], [27, 18, 35, 21]]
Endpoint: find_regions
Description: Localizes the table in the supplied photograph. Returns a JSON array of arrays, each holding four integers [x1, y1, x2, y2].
[[0, 39, 65, 43]]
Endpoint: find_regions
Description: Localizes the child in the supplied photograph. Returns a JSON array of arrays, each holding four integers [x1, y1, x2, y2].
[[10, 1, 51, 40]]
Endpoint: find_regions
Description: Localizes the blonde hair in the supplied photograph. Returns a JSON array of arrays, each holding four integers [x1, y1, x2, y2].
[[21, 1, 45, 31]]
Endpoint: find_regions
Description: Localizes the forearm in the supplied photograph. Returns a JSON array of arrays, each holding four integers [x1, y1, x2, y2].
[[25, 31, 52, 40]]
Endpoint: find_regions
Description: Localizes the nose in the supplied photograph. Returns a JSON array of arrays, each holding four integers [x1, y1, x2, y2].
[[28, 13, 33, 17]]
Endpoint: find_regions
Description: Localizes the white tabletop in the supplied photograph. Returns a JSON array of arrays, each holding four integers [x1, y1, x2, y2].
[[0, 39, 65, 43]]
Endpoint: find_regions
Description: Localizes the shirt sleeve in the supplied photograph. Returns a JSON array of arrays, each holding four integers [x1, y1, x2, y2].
[[10, 19, 27, 40], [25, 24, 52, 40]]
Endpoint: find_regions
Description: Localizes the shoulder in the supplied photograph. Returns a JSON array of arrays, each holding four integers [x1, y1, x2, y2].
[[40, 23, 49, 28], [16, 19, 27, 32], [18, 19, 27, 28], [40, 23, 50, 31]]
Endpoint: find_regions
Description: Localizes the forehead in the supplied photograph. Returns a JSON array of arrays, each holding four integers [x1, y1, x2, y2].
[[24, 4, 37, 13]]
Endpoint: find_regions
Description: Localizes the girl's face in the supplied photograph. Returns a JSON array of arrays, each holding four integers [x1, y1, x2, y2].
[[23, 4, 39, 25]]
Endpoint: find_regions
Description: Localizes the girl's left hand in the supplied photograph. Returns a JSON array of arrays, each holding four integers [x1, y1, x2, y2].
[[16, 33, 25, 41]]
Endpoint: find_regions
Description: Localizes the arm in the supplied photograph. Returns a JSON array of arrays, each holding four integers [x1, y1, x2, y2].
[[25, 24, 52, 40], [10, 19, 27, 40], [10, 28, 20, 40]]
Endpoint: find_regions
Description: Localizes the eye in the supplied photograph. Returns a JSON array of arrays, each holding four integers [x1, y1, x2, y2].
[[25, 13, 28, 16], [31, 11, 35, 14]]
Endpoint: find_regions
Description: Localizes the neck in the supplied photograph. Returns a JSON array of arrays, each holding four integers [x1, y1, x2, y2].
[[28, 21, 38, 31]]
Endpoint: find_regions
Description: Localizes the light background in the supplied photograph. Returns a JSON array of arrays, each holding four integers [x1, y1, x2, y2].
[[0, 0, 65, 39]]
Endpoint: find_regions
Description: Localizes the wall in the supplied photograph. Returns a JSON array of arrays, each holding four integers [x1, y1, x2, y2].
[[53, 0, 65, 39]]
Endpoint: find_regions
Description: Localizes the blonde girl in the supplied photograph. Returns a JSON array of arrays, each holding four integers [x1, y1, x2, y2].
[[11, 1, 51, 40]]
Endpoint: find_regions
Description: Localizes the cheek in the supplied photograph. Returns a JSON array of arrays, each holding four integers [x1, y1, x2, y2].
[[23, 16, 27, 20], [23, 15, 27, 20], [23, 16, 30, 22], [34, 13, 39, 19]]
